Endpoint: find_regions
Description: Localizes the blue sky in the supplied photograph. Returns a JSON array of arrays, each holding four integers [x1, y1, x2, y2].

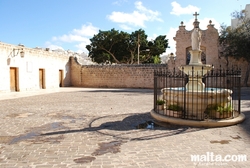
[[0, 0, 249, 55]]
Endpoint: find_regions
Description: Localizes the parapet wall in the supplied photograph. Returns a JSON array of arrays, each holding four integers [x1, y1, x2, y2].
[[70, 57, 167, 88], [71, 56, 249, 89]]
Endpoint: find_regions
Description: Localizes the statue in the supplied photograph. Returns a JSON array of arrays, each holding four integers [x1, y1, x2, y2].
[[191, 28, 201, 50]]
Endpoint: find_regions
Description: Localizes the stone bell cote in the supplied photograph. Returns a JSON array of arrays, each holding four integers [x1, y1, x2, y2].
[[172, 13, 221, 69]]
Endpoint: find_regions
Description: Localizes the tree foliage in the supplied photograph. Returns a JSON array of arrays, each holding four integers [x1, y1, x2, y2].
[[86, 29, 168, 64], [219, 9, 250, 86]]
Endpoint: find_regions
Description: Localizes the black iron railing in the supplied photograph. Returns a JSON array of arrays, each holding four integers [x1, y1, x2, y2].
[[154, 66, 241, 121]]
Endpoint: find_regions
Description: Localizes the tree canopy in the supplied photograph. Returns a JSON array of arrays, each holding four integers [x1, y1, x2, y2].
[[219, 10, 250, 86], [86, 29, 168, 64]]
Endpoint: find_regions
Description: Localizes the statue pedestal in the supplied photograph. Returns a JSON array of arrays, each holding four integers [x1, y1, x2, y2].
[[189, 50, 202, 65], [179, 65, 213, 91]]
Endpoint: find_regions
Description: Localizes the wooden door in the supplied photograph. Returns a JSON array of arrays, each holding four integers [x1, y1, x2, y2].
[[10, 68, 17, 92], [39, 69, 44, 89], [59, 70, 63, 87]]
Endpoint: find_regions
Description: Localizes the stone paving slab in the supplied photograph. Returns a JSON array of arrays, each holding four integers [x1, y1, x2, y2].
[[0, 87, 250, 167]]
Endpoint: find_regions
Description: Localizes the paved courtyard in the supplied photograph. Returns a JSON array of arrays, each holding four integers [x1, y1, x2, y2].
[[0, 87, 250, 168]]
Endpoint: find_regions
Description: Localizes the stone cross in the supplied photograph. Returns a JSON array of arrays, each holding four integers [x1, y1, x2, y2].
[[193, 12, 199, 20]]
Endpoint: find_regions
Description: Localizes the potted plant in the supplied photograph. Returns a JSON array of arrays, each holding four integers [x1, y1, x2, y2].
[[216, 105, 233, 119], [166, 104, 183, 118], [206, 104, 233, 119], [156, 99, 165, 111]]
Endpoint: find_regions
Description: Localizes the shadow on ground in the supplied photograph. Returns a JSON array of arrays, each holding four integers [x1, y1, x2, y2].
[[41, 112, 205, 141], [239, 111, 250, 136]]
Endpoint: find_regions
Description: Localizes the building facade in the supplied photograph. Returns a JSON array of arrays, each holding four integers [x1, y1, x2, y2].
[[231, 4, 250, 29], [0, 42, 71, 92]]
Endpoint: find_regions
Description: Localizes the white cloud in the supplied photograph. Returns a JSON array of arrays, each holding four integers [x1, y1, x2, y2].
[[112, 0, 128, 6], [47, 23, 99, 53], [170, 1, 200, 16], [75, 41, 91, 53], [166, 27, 178, 55], [108, 11, 147, 27], [135, 1, 163, 22], [72, 23, 99, 37], [52, 23, 98, 43], [147, 34, 158, 41], [44, 41, 64, 51], [119, 24, 133, 30], [107, 1, 163, 29], [183, 18, 220, 30], [52, 34, 89, 43]]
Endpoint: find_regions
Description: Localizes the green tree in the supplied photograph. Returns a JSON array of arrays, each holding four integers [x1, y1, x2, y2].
[[219, 10, 250, 86], [123, 29, 148, 64], [142, 35, 168, 63], [86, 29, 168, 64], [86, 29, 129, 64]]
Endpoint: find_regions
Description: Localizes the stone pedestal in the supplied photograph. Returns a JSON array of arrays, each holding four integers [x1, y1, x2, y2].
[[179, 49, 213, 91], [179, 64, 213, 91], [189, 50, 202, 65]]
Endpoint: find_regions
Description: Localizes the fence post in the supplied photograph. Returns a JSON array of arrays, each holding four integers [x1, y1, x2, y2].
[[154, 70, 157, 111]]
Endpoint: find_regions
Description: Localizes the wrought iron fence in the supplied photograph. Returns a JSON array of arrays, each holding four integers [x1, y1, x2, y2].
[[154, 66, 241, 121]]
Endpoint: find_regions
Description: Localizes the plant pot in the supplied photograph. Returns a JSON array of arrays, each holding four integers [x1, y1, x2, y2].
[[157, 105, 165, 115], [157, 105, 164, 110], [209, 110, 232, 119], [215, 112, 232, 119], [166, 110, 182, 118]]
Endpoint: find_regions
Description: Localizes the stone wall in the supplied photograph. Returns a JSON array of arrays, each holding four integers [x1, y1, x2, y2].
[[0, 40, 249, 93], [70, 56, 248, 89], [70, 57, 167, 89], [172, 20, 250, 86], [173, 22, 223, 68], [0, 42, 71, 92]]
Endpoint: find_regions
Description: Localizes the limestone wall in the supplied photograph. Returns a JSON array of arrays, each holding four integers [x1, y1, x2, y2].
[[71, 56, 248, 88], [173, 23, 225, 68], [0, 42, 71, 92], [0, 40, 248, 93], [70, 57, 167, 88], [172, 21, 250, 86]]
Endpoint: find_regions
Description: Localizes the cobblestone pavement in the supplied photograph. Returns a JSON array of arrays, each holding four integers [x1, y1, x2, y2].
[[0, 87, 250, 168]]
